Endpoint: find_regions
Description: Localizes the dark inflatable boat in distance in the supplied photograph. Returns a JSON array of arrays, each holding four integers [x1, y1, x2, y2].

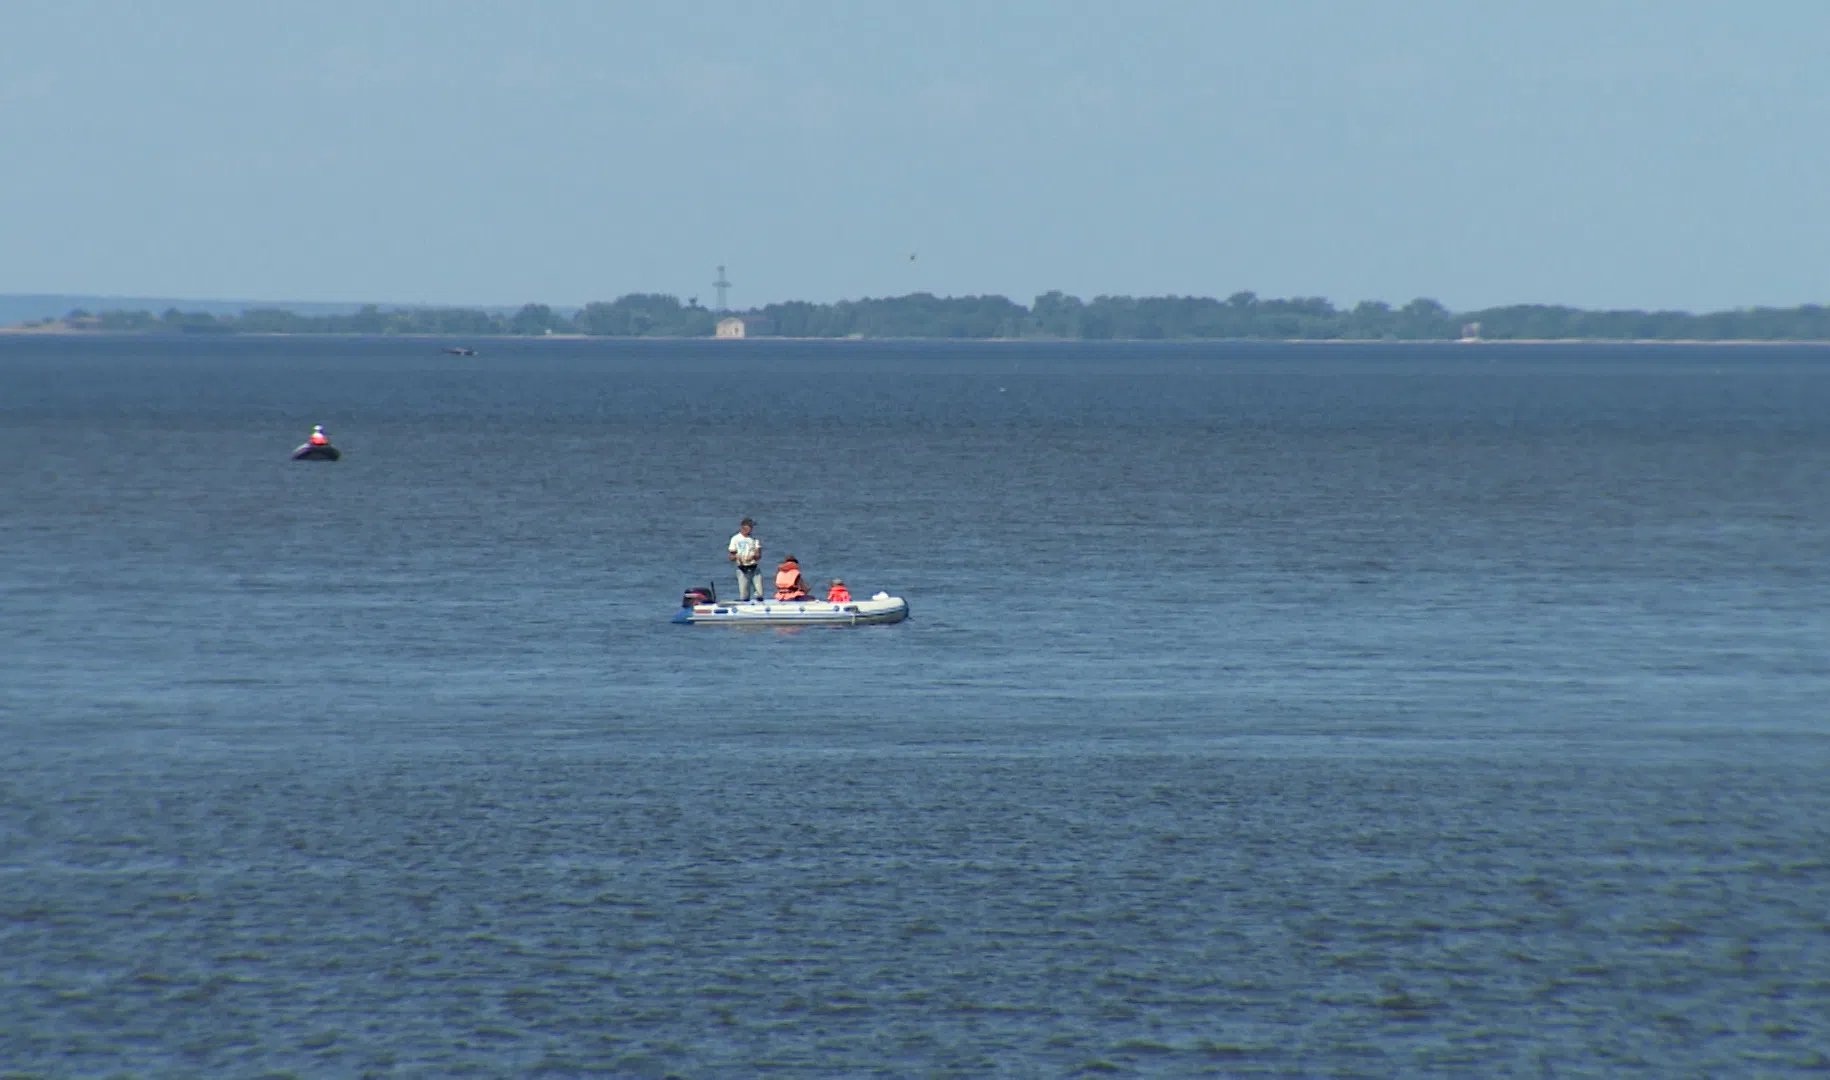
[[292, 443, 341, 461]]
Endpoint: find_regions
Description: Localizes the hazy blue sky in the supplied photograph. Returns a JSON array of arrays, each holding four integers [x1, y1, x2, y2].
[[3, 1, 1826, 311]]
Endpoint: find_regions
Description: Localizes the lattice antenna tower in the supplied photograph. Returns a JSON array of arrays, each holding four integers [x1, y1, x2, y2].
[[713, 265, 732, 312]]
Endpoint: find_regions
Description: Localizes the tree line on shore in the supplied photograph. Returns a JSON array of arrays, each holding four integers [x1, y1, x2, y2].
[[45, 291, 1830, 341]]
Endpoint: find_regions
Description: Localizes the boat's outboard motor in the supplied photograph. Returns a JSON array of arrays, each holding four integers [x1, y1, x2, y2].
[[682, 583, 717, 608]]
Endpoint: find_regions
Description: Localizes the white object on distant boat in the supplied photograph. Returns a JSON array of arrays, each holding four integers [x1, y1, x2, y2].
[[674, 594, 909, 626]]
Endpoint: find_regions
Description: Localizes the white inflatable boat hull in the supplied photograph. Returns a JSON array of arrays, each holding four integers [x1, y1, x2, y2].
[[674, 593, 909, 626]]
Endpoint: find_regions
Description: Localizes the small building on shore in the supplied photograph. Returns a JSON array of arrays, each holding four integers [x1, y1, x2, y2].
[[715, 315, 773, 339]]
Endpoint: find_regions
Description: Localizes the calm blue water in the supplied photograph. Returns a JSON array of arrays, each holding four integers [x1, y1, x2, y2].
[[3, 335, 1828, 1077]]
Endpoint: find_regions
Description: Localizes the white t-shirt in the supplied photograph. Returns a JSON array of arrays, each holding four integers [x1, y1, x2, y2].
[[728, 532, 761, 566]]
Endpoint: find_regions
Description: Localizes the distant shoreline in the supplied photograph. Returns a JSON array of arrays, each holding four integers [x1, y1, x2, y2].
[[11, 290, 1830, 344], [15, 284, 1830, 348], [6, 323, 1830, 347]]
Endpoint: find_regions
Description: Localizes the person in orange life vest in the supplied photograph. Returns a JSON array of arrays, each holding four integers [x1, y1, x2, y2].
[[826, 578, 851, 602], [774, 555, 810, 601], [308, 425, 330, 446]]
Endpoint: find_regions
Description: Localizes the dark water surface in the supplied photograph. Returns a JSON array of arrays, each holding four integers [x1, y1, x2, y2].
[[3, 336, 1828, 1076]]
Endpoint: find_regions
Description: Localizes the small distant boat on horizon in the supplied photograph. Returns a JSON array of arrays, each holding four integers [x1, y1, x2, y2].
[[442, 346, 477, 356], [292, 425, 340, 461]]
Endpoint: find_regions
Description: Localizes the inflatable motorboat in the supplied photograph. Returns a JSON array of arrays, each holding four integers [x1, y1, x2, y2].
[[292, 443, 341, 461], [674, 583, 908, 626]]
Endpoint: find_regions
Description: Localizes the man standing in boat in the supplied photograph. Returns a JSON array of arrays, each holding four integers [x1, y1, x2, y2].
[[728, 517, 765, 602]]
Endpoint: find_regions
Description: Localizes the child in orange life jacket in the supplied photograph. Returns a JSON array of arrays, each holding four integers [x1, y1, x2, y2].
[[826, 579, 851, 602], [307, 425, 329, 446], [774, 555, 810, 601]]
